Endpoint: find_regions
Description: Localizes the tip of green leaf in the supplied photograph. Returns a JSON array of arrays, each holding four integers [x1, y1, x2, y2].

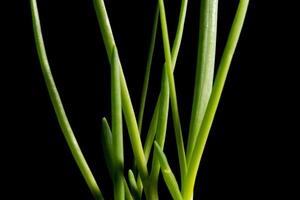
[[154, 141, 170, 171]]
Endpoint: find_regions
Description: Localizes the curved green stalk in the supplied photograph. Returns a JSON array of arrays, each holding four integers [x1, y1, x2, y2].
[[120, 70, 149, 180], [30, 1, 104, 199], [186, 0, 218, 166], [93, 0, 149, 181], [137, 4, 159, 134], [102, 118, 132, 200], [123, 176, 134, 200], [182, 1, 249, 199], [143, 0, 188, 161], [111, 47, 125, 200], [133, 8, 159, 195], [135, 95, 160, 198], [140, 0, 189, 195], [159, 0, 187, 181], [154, 142, 183, 200], [143, 99, 160, 161], [128, 170, 138, 193], [128, 170, 140, 199], [171, 0, 188, 65], [148, 70, 170, 198]]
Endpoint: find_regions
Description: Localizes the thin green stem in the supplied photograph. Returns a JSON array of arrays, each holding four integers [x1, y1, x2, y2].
[[30, 1, 104, 199], [102, 118, 133, 200], [141, 0, 189, 195], [93, 0, 149, 181], [128, 170, 140, 199], [132, 7, 159, 194], [159, 0, 187, 182], [120, 70, 149, 180], [123, 176, 134, 200], [182, 1, 249, 199], [138, 4, 159, 134], [148, 70, 170, 197], [111, 47, 125, 200], [154, 142, 183, 200], [186, 0, 218, 166], [103, 119, 132, 200], [92, 0, 115, 59], [143, 98, 160, 162], [171, 0, 188, 65], [135, 95, 160, 197], [143, 0, 188, 161]]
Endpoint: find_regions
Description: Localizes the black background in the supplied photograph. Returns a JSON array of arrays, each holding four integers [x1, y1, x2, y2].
[[1, 0, 297, 199]]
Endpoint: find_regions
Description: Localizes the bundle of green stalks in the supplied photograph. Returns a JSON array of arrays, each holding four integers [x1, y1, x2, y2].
[[30, 0, 249, 199]]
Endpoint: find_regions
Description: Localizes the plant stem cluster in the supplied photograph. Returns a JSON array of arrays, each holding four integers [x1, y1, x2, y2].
[[30, 0, 249, 199]]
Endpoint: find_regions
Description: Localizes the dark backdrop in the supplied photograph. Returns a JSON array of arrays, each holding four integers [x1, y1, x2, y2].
[[2, 0, 297, 199]]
